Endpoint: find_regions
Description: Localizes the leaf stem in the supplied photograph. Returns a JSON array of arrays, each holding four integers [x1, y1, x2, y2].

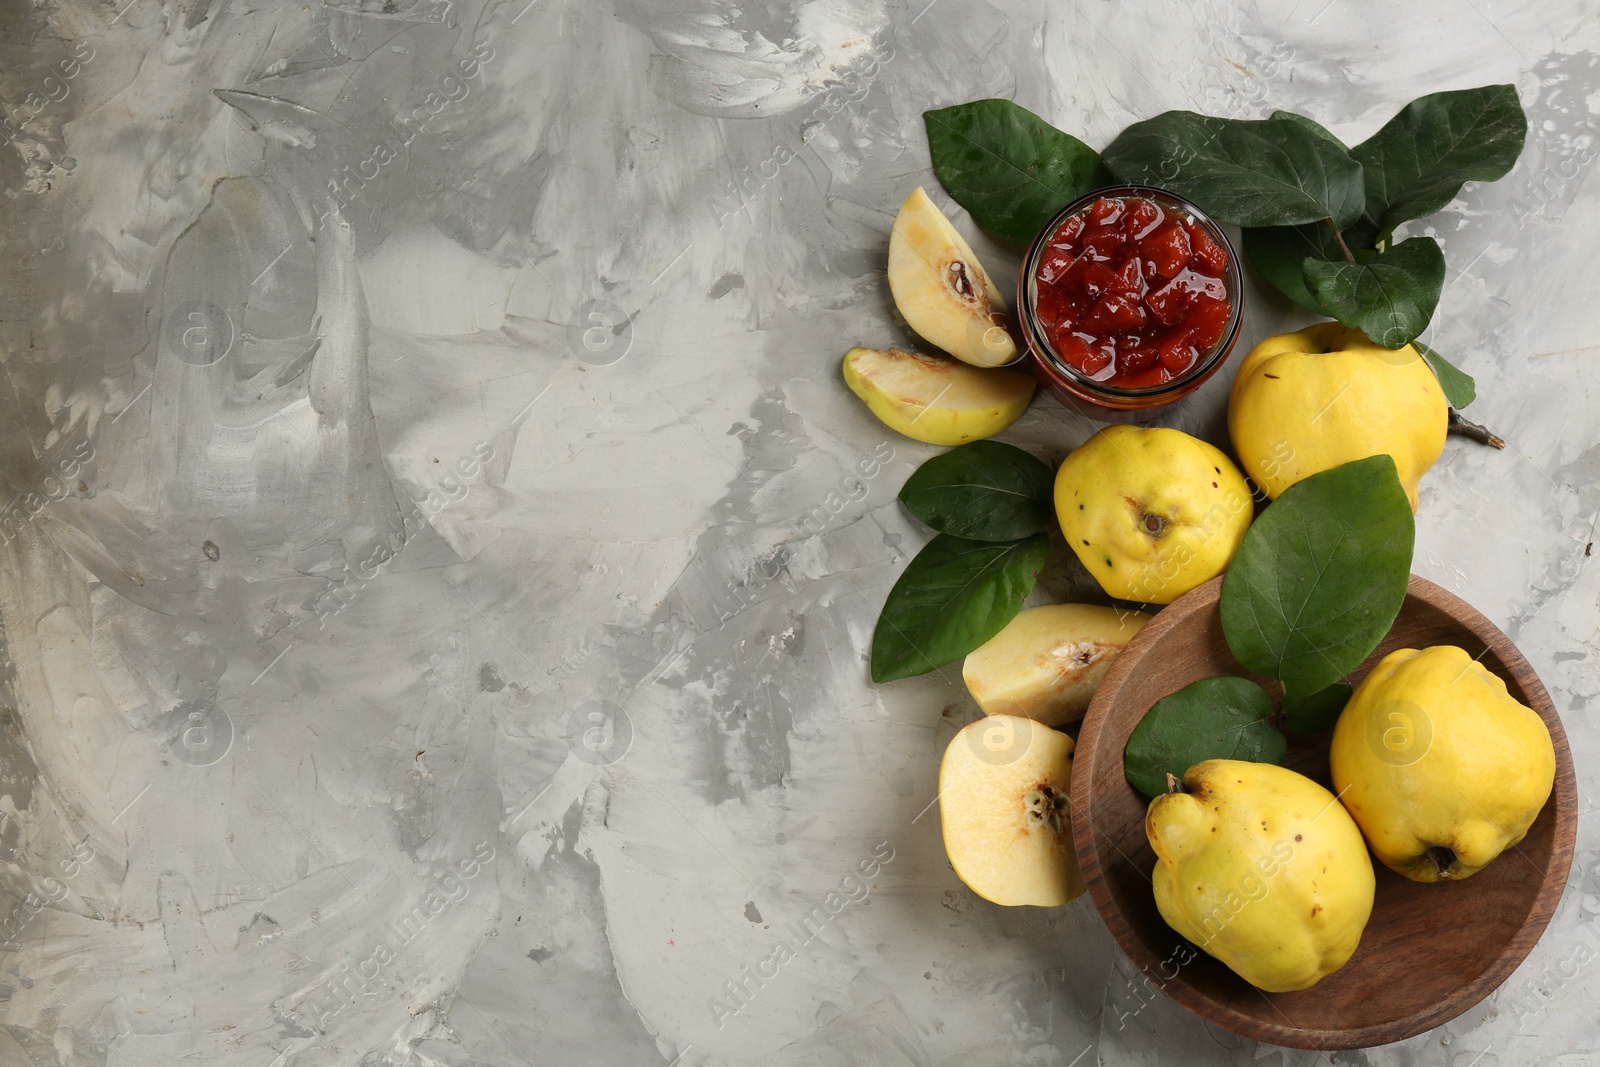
[[1447, 408, 1507, 449], [1326, 218, 1356, 264]]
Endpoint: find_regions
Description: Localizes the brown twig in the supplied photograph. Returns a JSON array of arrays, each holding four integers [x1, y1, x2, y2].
[[1447, 408, 1506, 449], [1326, 218, 1356, 264]]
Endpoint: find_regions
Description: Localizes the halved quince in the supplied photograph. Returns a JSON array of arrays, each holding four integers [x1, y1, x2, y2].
[[842, 346, 1034, 446], [888, 187, 1017, 367], [963, 604, 1151, 726], [939, 714, 1085, 907]]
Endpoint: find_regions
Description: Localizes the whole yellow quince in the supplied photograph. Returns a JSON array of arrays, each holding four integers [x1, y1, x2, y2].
[[1330, 645, 1556, 882], [1055, 425, 1253, 605], [1229, 323, 1447, 510], [1147, 759, 1375, 992]]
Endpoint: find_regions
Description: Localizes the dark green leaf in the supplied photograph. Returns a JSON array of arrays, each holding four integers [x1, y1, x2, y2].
[[1241, 222, 1346, 312], [1220, 456, 1415, 700], [870, 533, 1050, 682], [924, 100, 1111, 242], [1282, 683, 1353, 735], [898, 441, 1054, 541], [1102, 111, 1366, 228], [1123, 676, 1287, 798], [1304, 236, 1446, 348], [1416, 341, 1476, 408], [1342, 217, 1382, 252], [1269, 110, 1346, 149], [1353, 84, 1527, 239]]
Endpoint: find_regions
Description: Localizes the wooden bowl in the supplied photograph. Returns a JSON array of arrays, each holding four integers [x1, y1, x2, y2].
[[1071, 574, 1577, 1050]]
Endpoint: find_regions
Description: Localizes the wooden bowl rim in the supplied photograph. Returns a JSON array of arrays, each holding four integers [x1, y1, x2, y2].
[[1070, 573, 1578, 1050]]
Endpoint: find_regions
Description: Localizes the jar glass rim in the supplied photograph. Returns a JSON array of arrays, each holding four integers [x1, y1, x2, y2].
[[1020, 184, 1244, 399]]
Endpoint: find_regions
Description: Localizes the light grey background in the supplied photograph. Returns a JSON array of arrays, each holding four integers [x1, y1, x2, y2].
[[0, 0, 1595, 1064]]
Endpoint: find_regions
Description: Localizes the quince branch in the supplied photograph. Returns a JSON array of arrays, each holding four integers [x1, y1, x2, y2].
[[1447, 409, 1507, 450], [1325, 218, 1356, 264]]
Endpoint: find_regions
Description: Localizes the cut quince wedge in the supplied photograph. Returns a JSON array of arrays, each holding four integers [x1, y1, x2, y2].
[[888, 187, 1017, 367], [842, 346, 1034, 446], [963, 604, 1151, 726], [940, 714, 1084, 907]]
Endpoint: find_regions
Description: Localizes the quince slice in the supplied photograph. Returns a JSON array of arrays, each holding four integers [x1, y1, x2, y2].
[[842, 346, 1034, 446], [940, 715, 1084, 907], [963, 604, 1150, 726], [888, 187, 1017, 367]]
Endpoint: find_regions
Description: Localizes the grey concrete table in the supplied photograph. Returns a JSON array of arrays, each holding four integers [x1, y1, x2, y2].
[[0, 1, 1594, 1064]]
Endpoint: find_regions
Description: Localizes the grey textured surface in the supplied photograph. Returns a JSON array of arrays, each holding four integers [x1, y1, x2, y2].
[[0, 0, 1595, 1064]]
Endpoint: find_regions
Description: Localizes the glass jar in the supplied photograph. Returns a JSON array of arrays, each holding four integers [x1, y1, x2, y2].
[[1016, 185, 1244, 423]]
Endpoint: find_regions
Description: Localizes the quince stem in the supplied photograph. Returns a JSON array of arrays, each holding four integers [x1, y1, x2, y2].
[[1325, 218, 1356, 264], [1446, 408, 1507, 450], [1165, 773, 1186, 794]]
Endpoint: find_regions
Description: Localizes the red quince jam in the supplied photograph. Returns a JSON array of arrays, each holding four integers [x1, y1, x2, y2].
[[1034, 195, 1233, 389]]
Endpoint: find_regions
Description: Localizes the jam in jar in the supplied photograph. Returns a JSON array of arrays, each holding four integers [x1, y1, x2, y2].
[[1018, 186, 1243, 420]]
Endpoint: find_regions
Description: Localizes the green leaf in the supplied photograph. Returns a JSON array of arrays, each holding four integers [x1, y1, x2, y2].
[[924, 100, 1111, 242], [1353, 84, 1527, 240], [1102, 110, 1366, 228], [898, 441, 1054, 541], [1123, 676, 1287, 798], [1416, 341, 1476, 408], [1304, 236, 1446, 349], [1281, 683, 1353, 735], [1241, 222, 1346, 312], [1269, 109, 1346, 149], [1220, 456, 1415, 700], [870, 533, 1050, 683]]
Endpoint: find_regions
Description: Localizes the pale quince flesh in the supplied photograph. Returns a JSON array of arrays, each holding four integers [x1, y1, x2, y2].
[[843, 346, 1034, 446], [963, 603, 1151, 726], [940, 715, 1084, 907], [888, 187, 1017, 368]]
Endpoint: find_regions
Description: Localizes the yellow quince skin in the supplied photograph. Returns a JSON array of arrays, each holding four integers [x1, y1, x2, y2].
[[842, 346, 1034, 446], [1146, 759, 1375, 992], [1329, 645, 1556, 882], [1228, 322, 1447, 510], [1055, 425, 1253, 605]]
